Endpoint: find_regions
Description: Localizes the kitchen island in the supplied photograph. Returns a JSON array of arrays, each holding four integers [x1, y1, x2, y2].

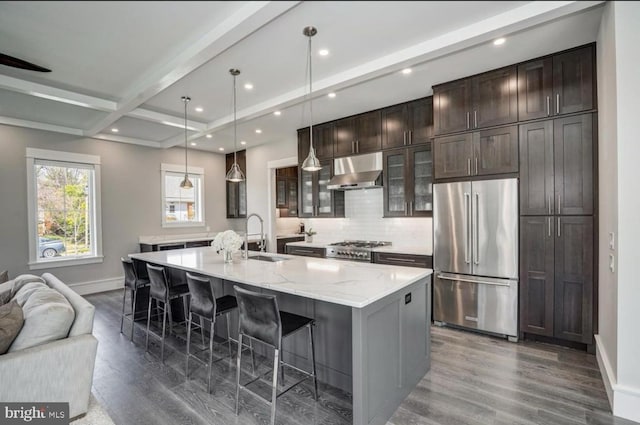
[[129, 248, 431, 425]]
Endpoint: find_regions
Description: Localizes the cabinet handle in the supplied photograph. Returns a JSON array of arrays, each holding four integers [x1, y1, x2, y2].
[[409, 130, 413, 145], [385, 257, 416, 263], [409, 201, 413, 215], [558, 194, 561, 215], [548, 196, 552, 215], [557, 217, 561, 238], [475, 157, 478, 175], [546, 96, 551, 117], [466, 112, 470, 129], [556, 93, 560, 114], [548, 217, 551, 237], [467, 158, 471, 176], [474, 110, 478, 128], [356, 140, 359, 152], [403, 131, 407, 146], [351, 140, 355, 153], [405, 202, 408, 216]]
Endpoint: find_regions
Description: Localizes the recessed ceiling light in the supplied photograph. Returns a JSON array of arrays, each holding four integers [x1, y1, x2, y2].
[[401, 68, 412, 75], [244, 83, 253, 90], [218, 147, 224, 151], [111, 128, 119, 133], [328, 92, 336, 98], [195, 107, 203, 113], [190, 142, 197, 146], [318, 49, 329, 56], [274, 111, 281, 116], [493, 38, 506, 46], [255, 129, 262, 134], [240, 141, 247, 145], [205, 134, 212, 139]]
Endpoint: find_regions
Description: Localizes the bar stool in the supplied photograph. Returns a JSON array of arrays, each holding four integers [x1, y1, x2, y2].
[[145, 264, 190, 363], [120, 258, 150, 342], [185, 272, 238, 392], [233, 286, 318, 425]]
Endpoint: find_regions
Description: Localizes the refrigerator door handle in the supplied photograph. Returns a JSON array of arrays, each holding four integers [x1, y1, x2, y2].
[[464, 192, 471, 264], [473, 192, 480, 265]]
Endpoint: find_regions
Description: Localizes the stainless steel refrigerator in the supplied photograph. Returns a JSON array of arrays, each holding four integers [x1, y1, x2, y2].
[[433, 178, 518, 339]]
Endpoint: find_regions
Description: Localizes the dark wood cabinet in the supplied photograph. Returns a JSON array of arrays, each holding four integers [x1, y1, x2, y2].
[[299, 160, 344, 218], [335, 111, 382, 157], [277, 236, 304, 254], [519, 114, 593, 216], [382, 97, 433, 149], [298, 123, 334, 161], [286, 245, 325, 258], [518, 45, 595, 121], [373, 252, 432, 268], [383, 145, 433, 217], [434, 66, 517, 136], [226, 150, 247, 218], [276, 166, 298, 217], [520, 216, 555, 337], [520, 216, 593, 344], [434, 125, 517, 180]]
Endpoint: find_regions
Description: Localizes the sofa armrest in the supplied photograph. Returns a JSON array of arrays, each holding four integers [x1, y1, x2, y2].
[[0, 334, 98, 419]]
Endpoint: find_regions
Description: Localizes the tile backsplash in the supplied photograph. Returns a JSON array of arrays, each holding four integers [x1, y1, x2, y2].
[[303, 189, 432, 252]]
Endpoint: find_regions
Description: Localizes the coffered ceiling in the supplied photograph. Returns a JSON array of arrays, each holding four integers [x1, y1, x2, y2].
[[0, 1, 604, 153]]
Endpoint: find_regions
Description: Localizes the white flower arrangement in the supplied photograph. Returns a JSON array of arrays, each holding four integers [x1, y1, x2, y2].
[[211, 230, 243, 253]]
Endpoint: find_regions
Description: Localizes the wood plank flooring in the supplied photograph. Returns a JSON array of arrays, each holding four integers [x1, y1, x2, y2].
[[86, 290, 629, 425]]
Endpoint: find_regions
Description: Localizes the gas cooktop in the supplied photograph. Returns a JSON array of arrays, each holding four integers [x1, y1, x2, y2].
[[326, 240, 391, 261]]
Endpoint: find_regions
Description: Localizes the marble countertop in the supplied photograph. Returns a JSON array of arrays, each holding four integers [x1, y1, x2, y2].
[[285, 240, 431, 256], [129, 248, 431, 308], [139, 232, 263, 245]]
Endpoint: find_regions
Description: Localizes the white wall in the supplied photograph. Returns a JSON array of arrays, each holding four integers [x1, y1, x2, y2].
[[595, 0, 618, 393], [611, 1, 640, 422], [0, 124, 231, 290]]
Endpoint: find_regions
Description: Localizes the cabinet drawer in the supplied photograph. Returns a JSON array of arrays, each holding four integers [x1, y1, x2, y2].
[[373, 252, 432, 268], [286, 245, 325, 258]]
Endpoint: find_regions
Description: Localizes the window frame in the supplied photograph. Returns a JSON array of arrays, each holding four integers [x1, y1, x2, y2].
[[26, 148, 103, 270], [160, 163, 205, 228]]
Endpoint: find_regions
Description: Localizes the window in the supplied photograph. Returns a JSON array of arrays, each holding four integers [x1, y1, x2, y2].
[[161, 163, 205, 227], [26, 148, 103, 269]]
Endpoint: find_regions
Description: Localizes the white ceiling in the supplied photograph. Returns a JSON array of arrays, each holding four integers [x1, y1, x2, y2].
[[0, 1, 604, 153]]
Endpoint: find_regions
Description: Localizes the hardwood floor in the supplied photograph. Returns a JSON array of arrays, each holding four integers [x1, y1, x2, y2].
[[87, 290, 628, 425]]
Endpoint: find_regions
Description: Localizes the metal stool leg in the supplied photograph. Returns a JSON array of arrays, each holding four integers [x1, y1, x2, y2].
[[185, 312, 192, 379], [167, 300, 173, 336], [226, 314, 232, 358], [131, 288, 138, 342], [235, 333, 243, 415], [145, 297, 152, 353], [200, 316, 206, 347], [160, 300, 168, 363], [207, 319, 215, 393], [270, 348, 279, 425], [120, 287, 127, 334], [250, 339, 256, 375], [309, 324, 318, 401]]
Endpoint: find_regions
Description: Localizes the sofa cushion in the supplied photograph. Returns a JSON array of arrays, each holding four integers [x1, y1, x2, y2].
[[10, 274, 46, 298], [0, 279, 13, 305], [0, 270, 8, 284], [0, 301, 24, 354], [8, 284, 75, 353]]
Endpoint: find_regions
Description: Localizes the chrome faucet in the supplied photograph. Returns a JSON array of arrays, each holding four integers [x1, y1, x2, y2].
[[244, 213, 265, 258]]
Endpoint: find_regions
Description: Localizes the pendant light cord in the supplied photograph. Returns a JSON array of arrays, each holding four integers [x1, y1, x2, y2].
[[233, 72, 238, 165], [184, 98, 188, 176], [308, 34, 314, 151]]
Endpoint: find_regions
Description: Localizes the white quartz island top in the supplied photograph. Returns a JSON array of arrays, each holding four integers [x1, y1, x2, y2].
[[129, 247, 432, 309]]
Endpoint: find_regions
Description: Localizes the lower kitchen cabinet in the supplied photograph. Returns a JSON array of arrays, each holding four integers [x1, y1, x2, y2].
[[373, 252, 432, 268], [520, 216, 593, 344], [286, 245, 325, 258], [383, 144, 433, 217], [277, 236, 304, 254]]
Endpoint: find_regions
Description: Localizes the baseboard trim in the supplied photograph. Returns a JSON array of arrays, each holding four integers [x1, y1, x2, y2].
[[68, 276, 123, 295], [595, 334, 640, 423]]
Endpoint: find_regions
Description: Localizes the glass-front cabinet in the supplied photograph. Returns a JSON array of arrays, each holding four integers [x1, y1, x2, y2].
[[226, 150, 247, 218], [299, 160, 344, 218], [383, 144, 433, 217], [275, 166, 298, 217]]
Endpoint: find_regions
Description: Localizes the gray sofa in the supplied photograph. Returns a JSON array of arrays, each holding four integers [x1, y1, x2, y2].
[[0, 273, 98, 418]]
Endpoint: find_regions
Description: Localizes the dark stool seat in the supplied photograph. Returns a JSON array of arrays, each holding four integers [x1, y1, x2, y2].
[[168, 284, 190, 299], [120, 258, 150, 342], [233, 286, 318, 425]]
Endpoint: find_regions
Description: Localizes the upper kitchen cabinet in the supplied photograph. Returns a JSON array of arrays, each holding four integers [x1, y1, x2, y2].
[[299, 160, 345, 218], [298, 123, 334, 161], [518, 45, 595, 120], [334, 110, 382, 157], [434, 125, 517, 180], [383, 144, 433, 217], [226, 150, 247, 218], [519, 114, 594, 216], [434, 66, 517, 136], [382, 97, 433, 149], [276, 166, 298, 217]]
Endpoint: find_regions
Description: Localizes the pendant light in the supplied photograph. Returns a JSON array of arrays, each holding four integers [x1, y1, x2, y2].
[[226, 68, 246, 182], [179, 96, 193, 189], [301, 26, 322, 172]]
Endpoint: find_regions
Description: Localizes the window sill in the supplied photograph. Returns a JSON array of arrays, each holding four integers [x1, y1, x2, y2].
[[162, 222, 206, 229], [28, 256, 104, 270]]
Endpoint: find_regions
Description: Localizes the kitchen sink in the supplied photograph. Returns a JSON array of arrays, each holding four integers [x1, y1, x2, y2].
[[248, 255, 289, 262]]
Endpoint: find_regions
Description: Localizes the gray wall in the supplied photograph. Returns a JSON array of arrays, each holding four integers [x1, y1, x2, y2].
[[0, 124, 231, 285]]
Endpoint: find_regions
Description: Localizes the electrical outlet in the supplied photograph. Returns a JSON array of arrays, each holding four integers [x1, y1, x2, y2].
[[609, 253, 615, 273], [609, 232, 615, 250]]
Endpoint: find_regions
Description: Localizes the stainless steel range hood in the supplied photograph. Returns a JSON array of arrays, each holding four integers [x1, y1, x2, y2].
[[327, 152, 383, 190]]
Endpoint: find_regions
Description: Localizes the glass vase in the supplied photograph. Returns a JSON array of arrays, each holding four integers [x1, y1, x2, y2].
[[223, 249, 233, 263]]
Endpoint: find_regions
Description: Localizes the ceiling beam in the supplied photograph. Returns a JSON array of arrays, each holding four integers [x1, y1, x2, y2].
[[92, 133, 164, 148], [85, 1, 301, 137], [0, 115, 84, 136]]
